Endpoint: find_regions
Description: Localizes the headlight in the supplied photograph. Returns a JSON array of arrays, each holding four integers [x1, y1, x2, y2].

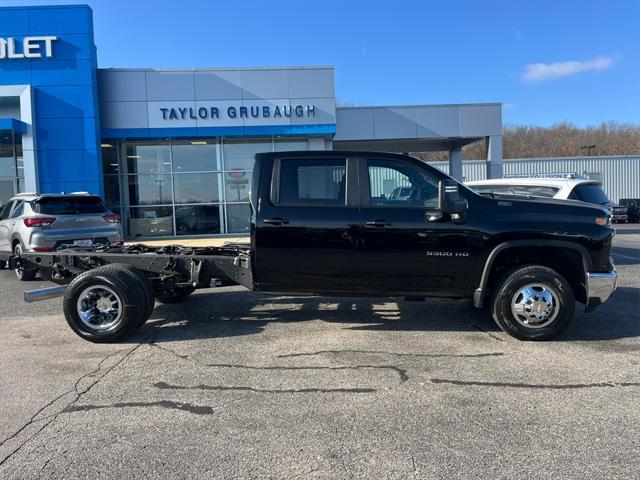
[[595, 216, 612, 226]]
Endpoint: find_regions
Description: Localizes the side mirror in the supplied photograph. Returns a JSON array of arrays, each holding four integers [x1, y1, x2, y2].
[[426, 179, 468, 224]]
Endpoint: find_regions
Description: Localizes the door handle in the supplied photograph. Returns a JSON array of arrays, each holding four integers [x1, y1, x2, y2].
[[365, 220, 392, 228], [263, 217, 289, 225]]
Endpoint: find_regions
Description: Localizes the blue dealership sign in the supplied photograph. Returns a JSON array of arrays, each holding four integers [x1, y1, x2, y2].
[[0, 5, 103, 197]]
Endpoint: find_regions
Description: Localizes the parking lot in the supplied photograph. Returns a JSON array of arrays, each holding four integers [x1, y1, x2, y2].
[[0, 225, 638, 479]]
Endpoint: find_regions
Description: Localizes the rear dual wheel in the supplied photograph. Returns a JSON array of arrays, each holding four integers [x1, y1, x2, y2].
[[62, 264, 155, 343]]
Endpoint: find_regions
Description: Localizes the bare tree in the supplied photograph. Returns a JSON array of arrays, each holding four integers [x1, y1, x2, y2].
[[413, 121, 640, 161]]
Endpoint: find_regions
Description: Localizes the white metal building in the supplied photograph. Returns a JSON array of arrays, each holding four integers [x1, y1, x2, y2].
[[432, 155, 640, 203]]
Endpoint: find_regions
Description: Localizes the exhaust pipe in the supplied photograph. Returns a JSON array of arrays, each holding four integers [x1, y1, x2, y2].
[[24, 285, 68, 303]]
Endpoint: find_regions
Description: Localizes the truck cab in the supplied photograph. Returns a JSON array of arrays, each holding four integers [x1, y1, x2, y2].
[[250, 151, 617, 340]]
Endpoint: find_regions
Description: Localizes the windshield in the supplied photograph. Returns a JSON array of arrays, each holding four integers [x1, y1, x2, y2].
[[470, 184, 559, 198], [569, 184, 610, 205], [34, 197, 107, 215]]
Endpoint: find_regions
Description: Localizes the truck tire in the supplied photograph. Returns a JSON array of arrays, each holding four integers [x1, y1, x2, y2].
[[106, 264, 156, 326], [155, 286, 196, 304], [491, 265, 575, 341], [0, 260, 6, 269], [62, 265, 147, 343], [14, 243, 37, 281]]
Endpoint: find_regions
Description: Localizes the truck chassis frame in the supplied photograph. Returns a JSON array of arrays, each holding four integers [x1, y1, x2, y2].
[[7, 244, 253, 291]]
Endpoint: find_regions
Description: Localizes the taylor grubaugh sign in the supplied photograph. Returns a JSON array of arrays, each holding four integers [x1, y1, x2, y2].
[[159, 104, 317, 121]]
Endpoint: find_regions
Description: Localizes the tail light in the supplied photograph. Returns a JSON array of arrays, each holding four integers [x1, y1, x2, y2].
[[23, 217, 56, 228], [103, 213, 121, 223]]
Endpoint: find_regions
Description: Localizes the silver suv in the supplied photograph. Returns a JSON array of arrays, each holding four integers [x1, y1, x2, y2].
[[0, 193, 122, 280]]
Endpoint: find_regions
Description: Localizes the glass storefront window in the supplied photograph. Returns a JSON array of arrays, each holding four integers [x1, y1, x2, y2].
[[103, 175, 121, 210], [224, 171, 250, 202], [0, 179, 15, 203], [175, 205, 221, 235], [127, 174, 173, 205], [222, 139, 272, 171], [172, 140, 219, 172], [226, 203, 251, 233], [101, 144, 120, 174], [128, 206, 174, 238], [0, 129, 23, 200], [174, 172, 220, 204], [0, 157, 15, 177], [16, 156, 23, 179], [0, 130, 13, 158], [126, 142, 171, 174], [107, 137, 312, 237]]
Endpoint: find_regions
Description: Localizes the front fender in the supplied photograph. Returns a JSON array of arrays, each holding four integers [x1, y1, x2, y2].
[[472, 239, 592, 308]]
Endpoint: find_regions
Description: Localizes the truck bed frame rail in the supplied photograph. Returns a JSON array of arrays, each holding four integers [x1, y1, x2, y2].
[[11, 243, 254, 290]]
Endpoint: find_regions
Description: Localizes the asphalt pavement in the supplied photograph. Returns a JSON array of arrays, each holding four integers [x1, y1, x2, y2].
[[0, 225, 638, 479]]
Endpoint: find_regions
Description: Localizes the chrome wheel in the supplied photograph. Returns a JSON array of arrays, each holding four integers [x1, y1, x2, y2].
[[510, 283, 560, 328], [76, 285, 123, 331]]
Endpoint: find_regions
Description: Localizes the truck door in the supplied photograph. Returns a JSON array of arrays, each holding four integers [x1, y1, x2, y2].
[[358, 157, 472, 295], [254, 155, 361, 293]]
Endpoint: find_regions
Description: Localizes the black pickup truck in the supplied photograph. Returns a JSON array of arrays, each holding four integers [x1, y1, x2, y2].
[[9, 151, 617, 342]]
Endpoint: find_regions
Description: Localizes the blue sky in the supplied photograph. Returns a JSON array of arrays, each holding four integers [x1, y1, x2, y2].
[[6, 0, 640, 126]]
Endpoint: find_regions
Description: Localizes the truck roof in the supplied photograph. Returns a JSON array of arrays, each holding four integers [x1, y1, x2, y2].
[[255, 150, 425, 161]]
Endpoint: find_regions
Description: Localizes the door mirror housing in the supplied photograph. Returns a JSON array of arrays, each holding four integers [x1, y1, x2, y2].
[[426, 179, 468, 224]]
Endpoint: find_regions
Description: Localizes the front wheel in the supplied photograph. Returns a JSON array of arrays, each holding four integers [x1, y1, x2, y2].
[[491, 265, 575, 341]]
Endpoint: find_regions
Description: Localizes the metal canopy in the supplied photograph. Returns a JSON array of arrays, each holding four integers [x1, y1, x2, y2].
[[333, 103, 503, 179], [333, 137, 482, 152], [0, 118, 28, 134]]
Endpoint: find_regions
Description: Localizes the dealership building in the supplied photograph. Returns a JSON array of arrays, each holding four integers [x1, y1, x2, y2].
[[0, 4, 504, 238]]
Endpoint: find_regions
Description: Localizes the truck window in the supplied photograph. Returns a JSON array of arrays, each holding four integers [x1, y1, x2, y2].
[[569, 184, 610, 205], [278, 158, 347, 205], [34, 197, 107, 215], [368, 159, 439, 208]]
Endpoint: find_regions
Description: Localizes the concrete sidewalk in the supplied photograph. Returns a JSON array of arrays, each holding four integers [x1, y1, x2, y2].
[[125, 236, 249, 248]]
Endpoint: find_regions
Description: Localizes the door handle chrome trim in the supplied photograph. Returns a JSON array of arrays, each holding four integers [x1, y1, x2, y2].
[[263, 218, 289, 225]]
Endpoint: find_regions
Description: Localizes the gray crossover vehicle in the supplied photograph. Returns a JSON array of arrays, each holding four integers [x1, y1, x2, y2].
[[0, 193, 122, 280]]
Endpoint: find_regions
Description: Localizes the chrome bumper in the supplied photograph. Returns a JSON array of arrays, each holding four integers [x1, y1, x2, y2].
[[585, 265, 617, 312]]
